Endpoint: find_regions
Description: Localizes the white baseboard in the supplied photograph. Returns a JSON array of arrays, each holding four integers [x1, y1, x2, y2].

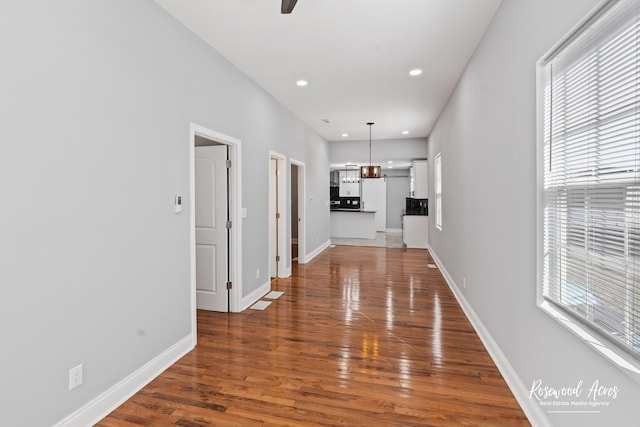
[[239, 280, 271, 312], [280, 266, 291, 279], [300, 239, 331, 264], [386, 228, 402, 233], [53, 334, 194, 427], [427, 245, 550, 427]]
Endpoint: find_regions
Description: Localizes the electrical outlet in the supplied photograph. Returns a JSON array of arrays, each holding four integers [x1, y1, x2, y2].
[[69, 364, 83, 390], [256, 268, 260, 279], [463, 277, 467, 289]]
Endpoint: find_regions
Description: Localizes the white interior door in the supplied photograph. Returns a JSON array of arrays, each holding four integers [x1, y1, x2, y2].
[[269, 155, 288, 278], [195, 145, 228, 312], [362, 178, 387, 231]]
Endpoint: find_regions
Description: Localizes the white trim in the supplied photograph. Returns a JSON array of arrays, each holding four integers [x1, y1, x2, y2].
[[303, 239, 331, 264], [53, 335, 193, 427], [269, 151, 288, 278], [189, 130, 197, 344], [540, 301, 640, 378], [535, 0, 640, 384], [240, 280, 272, 312], [385, 228, 402, 233], [428, 245, 549, 427], [539, 0, 621, 64], [290, 159, 306, 264], [434, 152, 442, 231], [189, 123, 243, 315]]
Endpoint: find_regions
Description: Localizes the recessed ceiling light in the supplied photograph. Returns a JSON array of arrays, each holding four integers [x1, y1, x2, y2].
[[402, 130, 410, 135], [296, 80, 308, 87], [389, 166, 394, 169], [387, 161, 393, 164], [341, 133, 349, 137], [409, 69, 422, 77]]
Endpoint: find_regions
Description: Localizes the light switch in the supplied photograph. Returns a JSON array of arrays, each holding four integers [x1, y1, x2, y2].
[[174, 195, 182, 213]]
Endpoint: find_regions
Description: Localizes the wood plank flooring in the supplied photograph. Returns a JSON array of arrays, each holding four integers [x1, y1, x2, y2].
[[97, 245, 529, 426]]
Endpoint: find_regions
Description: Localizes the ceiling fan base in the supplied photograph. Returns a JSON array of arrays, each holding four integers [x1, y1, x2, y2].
[[281, 0, 298, 14]]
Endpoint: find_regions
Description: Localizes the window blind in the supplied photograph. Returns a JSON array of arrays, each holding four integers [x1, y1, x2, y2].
[[542, 0, 640, 357]]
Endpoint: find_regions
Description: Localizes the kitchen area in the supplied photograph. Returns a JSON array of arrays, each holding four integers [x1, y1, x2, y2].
[[403, 159, 429, 248], [329, 159, 429, 248], [330, 167, 379, 239]]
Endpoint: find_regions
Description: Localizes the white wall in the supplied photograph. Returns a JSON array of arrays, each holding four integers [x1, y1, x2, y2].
[[329, 137, 428, 166], [428, 0, 640, 426], [384, 169, 411, 229], [0, 1, 329, 425]]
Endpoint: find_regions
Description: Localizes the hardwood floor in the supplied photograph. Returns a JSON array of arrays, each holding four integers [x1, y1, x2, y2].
[[97, 246, 529, 426]]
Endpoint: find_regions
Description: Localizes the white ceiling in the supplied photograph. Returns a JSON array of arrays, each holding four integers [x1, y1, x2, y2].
[[154, 0, 501, 142]]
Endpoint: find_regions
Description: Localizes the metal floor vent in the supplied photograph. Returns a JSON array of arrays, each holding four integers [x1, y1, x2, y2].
[[264, 291, 284, 299], [250, 300, 272, 310]]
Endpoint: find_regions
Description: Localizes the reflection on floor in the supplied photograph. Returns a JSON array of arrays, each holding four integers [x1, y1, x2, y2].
[[331, 229, 404, 248], [97, 245, 529, 426]]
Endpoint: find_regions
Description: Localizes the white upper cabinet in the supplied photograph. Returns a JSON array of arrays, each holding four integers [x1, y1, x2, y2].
[[410, 160, 428, 199]]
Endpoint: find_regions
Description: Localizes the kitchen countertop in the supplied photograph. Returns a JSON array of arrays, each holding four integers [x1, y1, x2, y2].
[[330, 209, 377, 213]]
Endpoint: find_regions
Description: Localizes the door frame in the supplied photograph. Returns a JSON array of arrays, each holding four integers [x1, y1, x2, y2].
[[189, 123, 243, 342], [269, 151, 288, 278], [290, 159, 306, 264]]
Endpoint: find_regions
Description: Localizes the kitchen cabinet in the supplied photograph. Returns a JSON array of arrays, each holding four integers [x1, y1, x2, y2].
[[410, 160, 428, 199], [329, 170, 340, 186], [403, 215, 428, 248], [331, 210, 376, 239]]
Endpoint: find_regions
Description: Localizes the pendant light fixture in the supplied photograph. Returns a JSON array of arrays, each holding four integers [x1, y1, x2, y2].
[[360, 122, 381, 178], [342, 164, 360, 183]]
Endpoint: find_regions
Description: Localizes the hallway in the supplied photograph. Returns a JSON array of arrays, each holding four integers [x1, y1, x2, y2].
[[98, 246, 528, 426]]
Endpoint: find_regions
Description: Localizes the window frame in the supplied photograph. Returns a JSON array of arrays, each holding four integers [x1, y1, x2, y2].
[[536, 0, 640, 383]]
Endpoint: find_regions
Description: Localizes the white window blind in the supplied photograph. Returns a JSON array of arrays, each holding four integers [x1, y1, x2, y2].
[[542, 0, 640, 358], [435, 153, 442, 230]]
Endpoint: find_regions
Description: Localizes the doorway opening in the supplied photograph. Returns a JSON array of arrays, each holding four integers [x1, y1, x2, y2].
[[290, 159, 306, 264], [269, 152, 287, 279], [291, 163, 299, 264], [189, 124, 243, 342]]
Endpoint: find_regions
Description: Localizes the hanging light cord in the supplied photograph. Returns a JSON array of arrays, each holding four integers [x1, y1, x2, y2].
[[367, 122, 374, 166], [369, 124, 372, 166]]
